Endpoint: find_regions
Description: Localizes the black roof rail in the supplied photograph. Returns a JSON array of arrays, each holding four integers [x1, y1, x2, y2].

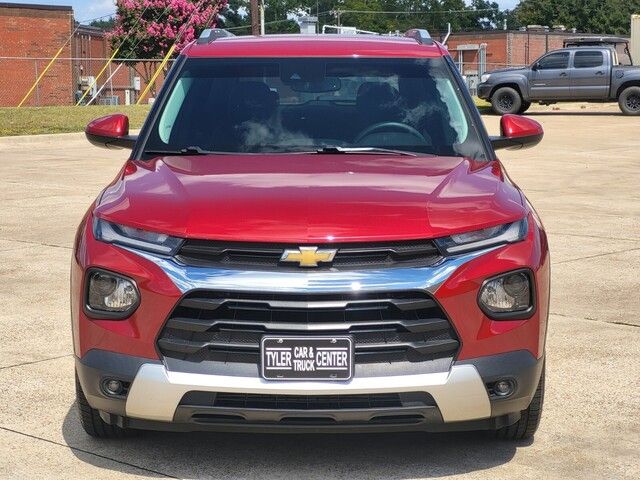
[[197, 28, 235, 44], [404, 29, 434, 45], [563, 36, 629, 47]]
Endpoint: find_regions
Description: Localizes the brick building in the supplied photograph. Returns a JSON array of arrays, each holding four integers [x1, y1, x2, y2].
[[0, 2, 164, 107], [446, 29, 581, 72], [0, 2, 74, 106]]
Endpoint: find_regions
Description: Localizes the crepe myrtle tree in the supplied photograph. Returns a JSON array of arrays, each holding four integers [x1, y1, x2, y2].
[[110, 0, 228, 96]]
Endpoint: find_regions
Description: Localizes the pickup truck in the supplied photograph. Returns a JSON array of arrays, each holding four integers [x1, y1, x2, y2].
[[478, 46, 640, 115]]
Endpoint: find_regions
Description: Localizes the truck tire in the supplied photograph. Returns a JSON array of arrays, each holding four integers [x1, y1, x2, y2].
[[495, 365, 545, 440], [518, 101, 531, 114], [491, 87, 522, 115], [75, 372, 130, 438], [618, 86, 640, 115]]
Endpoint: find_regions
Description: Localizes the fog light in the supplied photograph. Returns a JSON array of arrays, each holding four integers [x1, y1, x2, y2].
[[493, 380, 515, 397], [478, 269, 533, 319], [503, 272, 529, 297], [102, 379, 124, 396], [91, 273, 117, 296], [86, 269, 139, 318]]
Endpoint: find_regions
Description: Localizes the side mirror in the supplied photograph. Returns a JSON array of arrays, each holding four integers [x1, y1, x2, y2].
[[490, 114, 543, 151], [85, 114, 137, 150], [531, 62, 539, 71]]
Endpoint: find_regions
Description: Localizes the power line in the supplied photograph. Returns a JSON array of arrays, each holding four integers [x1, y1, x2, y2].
[[223, 9, 336, 31], [223, 6, 500, 32], [76, 12, 116, 25], [224, 18, 294, 31], [334, 8, 499, 15], [76, 3, 155, 105]]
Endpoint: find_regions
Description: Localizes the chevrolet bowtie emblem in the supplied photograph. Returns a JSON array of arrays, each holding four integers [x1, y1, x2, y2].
[[280, 246, 337, 267]]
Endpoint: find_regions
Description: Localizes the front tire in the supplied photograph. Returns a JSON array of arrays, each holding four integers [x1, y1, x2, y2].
[[495, 366, 545, 440], [75, 372, 129, 439], [618, 86, 640, 115], [491, 87, 522, 115], [518, 101, 531, 114]]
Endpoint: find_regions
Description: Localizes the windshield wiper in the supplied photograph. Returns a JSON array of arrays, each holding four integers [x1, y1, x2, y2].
[[144, 146, 234, 156], [316, 146, 418, 157], [144, 146, 423, 157]]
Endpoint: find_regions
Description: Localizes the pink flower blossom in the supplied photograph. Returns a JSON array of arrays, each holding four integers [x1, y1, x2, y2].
[[111, 0, 227, 58]]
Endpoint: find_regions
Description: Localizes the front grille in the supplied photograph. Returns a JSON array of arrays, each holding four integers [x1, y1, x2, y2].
[[157, 291, 460, 366], [186, 413, 427, 426], [175, 390, 439, 426], [176, 239, 442, 269], [180, 391, 435, 410]]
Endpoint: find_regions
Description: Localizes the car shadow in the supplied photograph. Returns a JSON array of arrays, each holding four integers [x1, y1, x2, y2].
[[62, 404, 527, 479], [524, 111, 624, 116]]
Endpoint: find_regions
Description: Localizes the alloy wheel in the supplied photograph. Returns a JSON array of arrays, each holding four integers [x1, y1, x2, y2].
[[498, 94, 514, 111], [626, 94, 640, 112]]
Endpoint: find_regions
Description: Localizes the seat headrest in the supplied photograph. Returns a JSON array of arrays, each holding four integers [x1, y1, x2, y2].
[[233, 81, 277, 120], [356, 81, 400, 110]]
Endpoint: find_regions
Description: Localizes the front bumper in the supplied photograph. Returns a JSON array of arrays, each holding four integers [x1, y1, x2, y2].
[[76, 349, 543, 433], [477, 83, 492, 100], [129, 363, 489, 423]]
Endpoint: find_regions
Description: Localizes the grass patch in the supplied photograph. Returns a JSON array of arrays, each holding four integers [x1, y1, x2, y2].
[[0, 105, 151, 137], [473, 96, 492, 113], [0, 98, 493, 137]]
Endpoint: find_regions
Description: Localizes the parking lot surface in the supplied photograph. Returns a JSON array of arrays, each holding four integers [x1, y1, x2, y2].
[[0, 108, 638, 479]]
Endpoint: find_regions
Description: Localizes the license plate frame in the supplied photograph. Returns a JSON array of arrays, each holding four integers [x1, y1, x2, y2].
[[261, 336, 354, 381]]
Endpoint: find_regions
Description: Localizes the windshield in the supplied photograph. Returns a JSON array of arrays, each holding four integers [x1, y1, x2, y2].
[[143, 57, 487, 160]]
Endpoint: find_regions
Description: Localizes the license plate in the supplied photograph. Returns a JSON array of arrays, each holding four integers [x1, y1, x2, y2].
[[261, 336, 353, 381]]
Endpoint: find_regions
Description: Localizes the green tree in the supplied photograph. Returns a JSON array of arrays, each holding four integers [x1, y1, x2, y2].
[[218, 0, 301, 34], [219, 1, 517, 36], [515, 0, 640, 35], [89, 17, 116, 30], [335, 0, 476, 34], [305, 0, 513, 35], [217, 0, 250, 30], [470, 0, 519, 30]]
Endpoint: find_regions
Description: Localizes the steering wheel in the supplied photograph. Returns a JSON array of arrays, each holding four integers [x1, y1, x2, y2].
[[354, 122, 429, 145]]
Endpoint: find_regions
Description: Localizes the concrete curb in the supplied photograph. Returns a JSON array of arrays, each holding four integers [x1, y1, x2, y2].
[[0, 132, 86, 147], [0, 130, 141, 148]]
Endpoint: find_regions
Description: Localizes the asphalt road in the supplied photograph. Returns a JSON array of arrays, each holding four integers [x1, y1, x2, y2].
[[0, 106, 638, 479]]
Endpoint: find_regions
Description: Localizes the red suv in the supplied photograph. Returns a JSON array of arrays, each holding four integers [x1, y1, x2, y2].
[[73, 29, 549, 440]]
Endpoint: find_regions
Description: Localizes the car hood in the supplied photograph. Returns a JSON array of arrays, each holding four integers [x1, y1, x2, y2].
[[488, 66, 529, 75], [95, 154, 525, 243]]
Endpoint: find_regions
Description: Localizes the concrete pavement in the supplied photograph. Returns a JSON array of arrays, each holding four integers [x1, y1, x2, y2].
[[0, 109, 638, 479]]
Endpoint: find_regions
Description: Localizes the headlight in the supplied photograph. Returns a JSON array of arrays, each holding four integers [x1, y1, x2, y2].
[[435, 219, 528, 255], [85, 269, 140, 319], [478, 269, 535, 319], [480, 73, 491, 83], [93, 217, 183, 255]]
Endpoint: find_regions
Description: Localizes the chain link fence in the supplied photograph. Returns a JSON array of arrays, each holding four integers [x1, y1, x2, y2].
[[0, 57, 174, 108], [1, 55, 528, 106], [455, 62, 527, 96]]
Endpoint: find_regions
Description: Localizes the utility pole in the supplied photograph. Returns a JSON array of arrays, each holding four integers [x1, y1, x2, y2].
[[260, 0, 265, 35], [250, 0, 260, 35]]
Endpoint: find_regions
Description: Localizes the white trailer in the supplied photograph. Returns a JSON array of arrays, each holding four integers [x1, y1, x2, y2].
[[632, 15, 640, 66]]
